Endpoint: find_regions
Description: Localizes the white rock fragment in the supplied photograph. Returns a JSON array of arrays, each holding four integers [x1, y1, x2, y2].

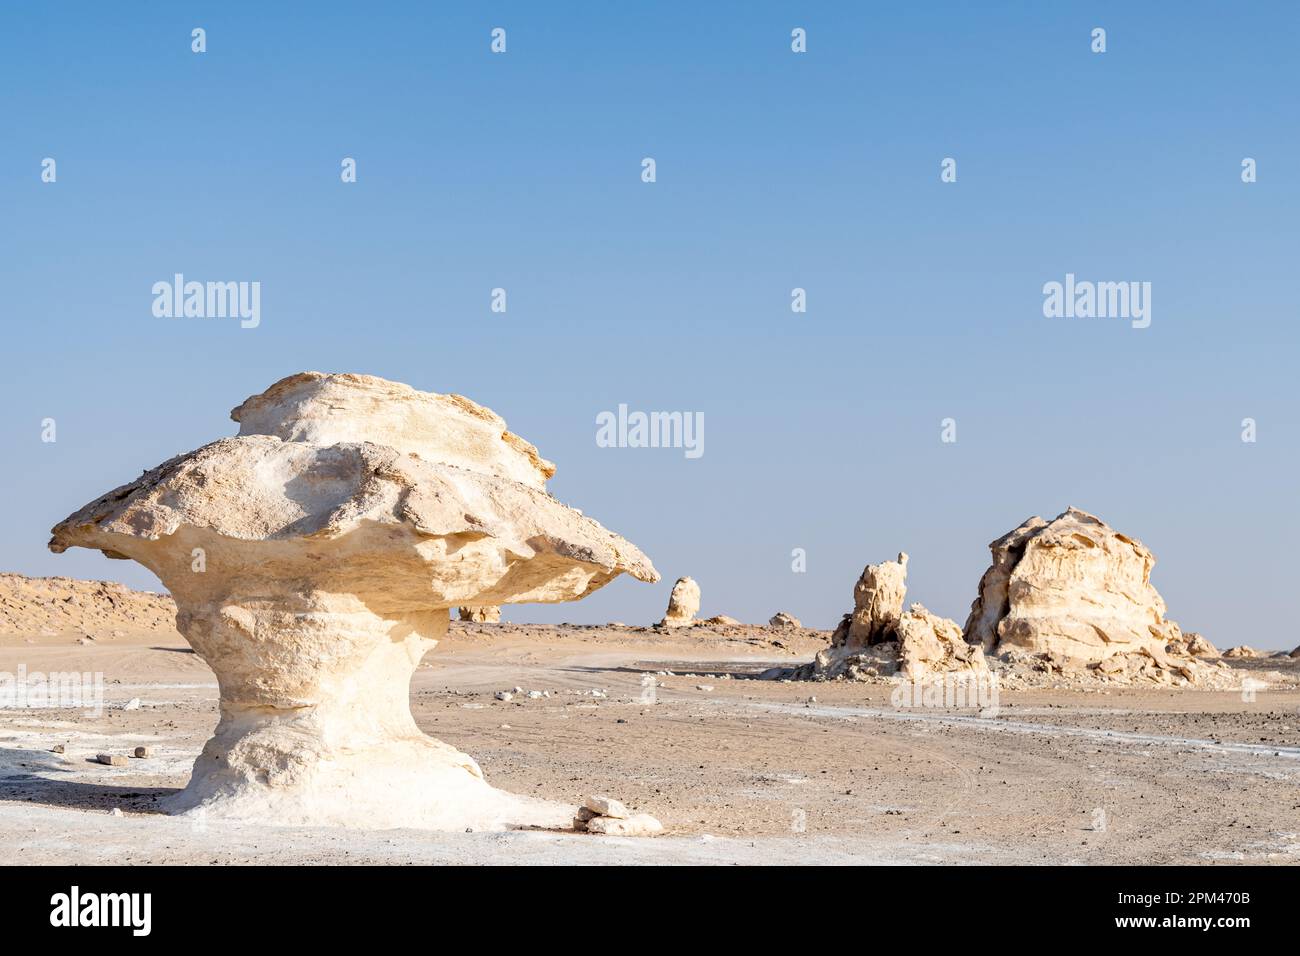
[[583, 794, 630, 819]]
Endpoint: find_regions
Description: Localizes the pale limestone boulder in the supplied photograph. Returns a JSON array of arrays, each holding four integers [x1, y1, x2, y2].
[[964, 507, 1226, 685], [965, 508, 1179, 659], [659, 576, 700, 627], [1222, 645, 1261, 659], [769, 611, 801, 628], [458, 605, 501, 623], [49, 372, 657, 831], [583, 794, 630, 819], [895, 604, 985, 679]]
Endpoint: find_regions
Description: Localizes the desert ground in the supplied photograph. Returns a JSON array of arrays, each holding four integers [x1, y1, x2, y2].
[[3, 582, 1298, 865]]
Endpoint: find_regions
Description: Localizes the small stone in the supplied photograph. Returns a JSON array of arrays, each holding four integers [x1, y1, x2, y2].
[[572, 816, 589, 832], [133, 746, 153, 758], [123, 698, 142, 711], [583, 794, 630, 819], [527, 690, 544, 699], [696, 684, 714, 692], [95, 754, 128, 767], [50, 744, 66, 754], [495, 691, 513, 701], [575, 806, 597, 823], [109, 808, 123, 817], [587, 813, 664, 837]]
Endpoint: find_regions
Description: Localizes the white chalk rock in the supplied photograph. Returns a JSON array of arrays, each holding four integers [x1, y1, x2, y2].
[[659, 576, 700, 627], [49, 372, 657, 831], [583, 794, 630, 819]]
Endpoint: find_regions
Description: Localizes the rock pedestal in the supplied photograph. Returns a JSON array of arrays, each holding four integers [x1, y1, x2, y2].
[[50, 372, 658, 830]]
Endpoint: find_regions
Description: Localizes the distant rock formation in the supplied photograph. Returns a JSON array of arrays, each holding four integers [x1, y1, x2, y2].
[[49, 371, 658, 831], [659, 577, 700, 627], [458, 606, 501, 623], [768, 611, 801, 628], [1222, 645, 1261, 659], [965, 507, 1228, 685], [0, 573, 176, 639], [1177, 632, 1220, 659], [793, 553, 987, 682]]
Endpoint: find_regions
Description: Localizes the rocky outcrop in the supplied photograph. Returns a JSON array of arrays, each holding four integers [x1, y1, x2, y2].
[[699, 614, 741, 626], [769, 611, 801, 628], [49, 372, 657, 831], [659, 576, 700, 628], [0, 573, 176, 638], [965, 507, 1227, 685], [791, 554, 987, 682], [849, 554, 909, 645], [1222, 646, 1261, 659], [458, 606, 501, 623]]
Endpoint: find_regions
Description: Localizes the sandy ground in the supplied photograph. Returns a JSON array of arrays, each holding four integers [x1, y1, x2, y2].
[[2, 622, 1299, 865]]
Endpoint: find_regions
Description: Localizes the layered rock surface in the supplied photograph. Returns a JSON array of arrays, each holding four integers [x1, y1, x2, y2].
[[49, 372, 657, 830], [965, 507, 1228, 685]]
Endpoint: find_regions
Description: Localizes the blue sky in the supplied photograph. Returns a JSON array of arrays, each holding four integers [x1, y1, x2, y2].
[[2, 3, 1296, 646]]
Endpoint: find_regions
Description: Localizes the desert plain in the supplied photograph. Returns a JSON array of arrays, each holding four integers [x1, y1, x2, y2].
[[3, 584, 1298, 866]]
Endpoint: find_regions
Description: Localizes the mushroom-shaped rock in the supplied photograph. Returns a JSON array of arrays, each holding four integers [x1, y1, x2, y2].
[[658, 576, 700, 627], [49, 372, 657, 830]]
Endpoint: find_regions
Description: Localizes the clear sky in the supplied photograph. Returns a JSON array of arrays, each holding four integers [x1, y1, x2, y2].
[[2, 3, 1296, 647]]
